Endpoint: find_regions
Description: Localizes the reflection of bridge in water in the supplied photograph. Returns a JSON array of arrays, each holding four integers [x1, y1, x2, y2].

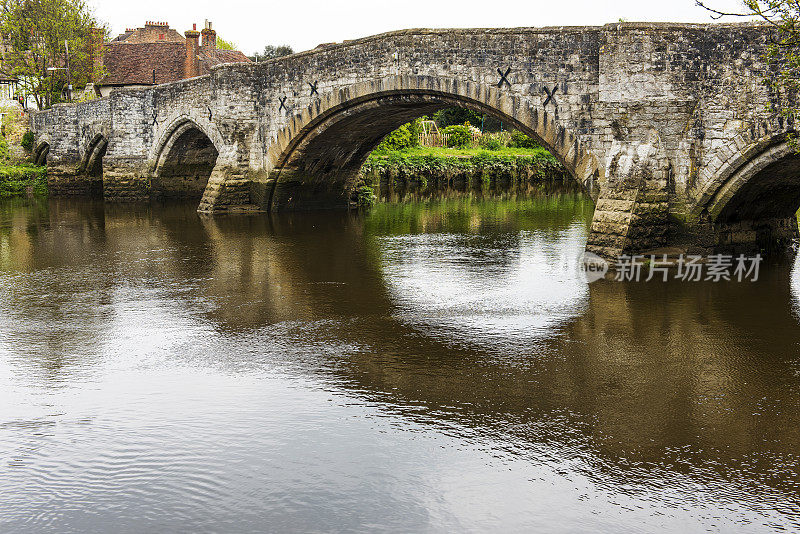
[[2, 198, 799, 520]]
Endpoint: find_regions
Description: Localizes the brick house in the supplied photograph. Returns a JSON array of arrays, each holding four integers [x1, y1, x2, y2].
[[96, 21, 250, 97]]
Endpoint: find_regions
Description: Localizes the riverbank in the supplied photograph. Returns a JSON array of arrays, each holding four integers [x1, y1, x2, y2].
[[358, 146, 570, 205], [0, 164, 47, 197]]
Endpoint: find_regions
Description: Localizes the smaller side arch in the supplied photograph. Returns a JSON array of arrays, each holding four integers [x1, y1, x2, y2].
[[150, 117, 222, 202], [149, 115, 227, 173], [78, 133, 109, 175], [78, 133, 108, 196], [33, 140, 50, 166]]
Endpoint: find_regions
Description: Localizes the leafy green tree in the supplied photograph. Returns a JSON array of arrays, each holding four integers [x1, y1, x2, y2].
[[433, 107, 505, 132], [0, 0, 106, 110], [216, 37, 237, 51], [433, 107, 483, 128], [508, 130, 540, 149], [250, 44, 294, 62]]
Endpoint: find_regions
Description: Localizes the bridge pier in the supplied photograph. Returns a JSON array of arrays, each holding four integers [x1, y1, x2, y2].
[[102, 164, 151, 202], [586, 140, 671, 259], [198, 166, 258, 213], [47, 169, 104, 197]]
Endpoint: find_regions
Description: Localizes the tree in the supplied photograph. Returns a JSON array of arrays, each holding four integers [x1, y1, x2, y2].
[[432, 107, 505, 132], [697, 1, 800, 142], [249, 44, 294, 62], [0, 0, 106, 110], [433, 107, 483, 129], [216, 37, 237, 51]]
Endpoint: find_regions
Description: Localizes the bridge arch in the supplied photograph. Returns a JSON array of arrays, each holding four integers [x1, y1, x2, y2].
[[266, 75, 601, 210], [151, 117, 223, 201], [692, 133, 800, 254], [80, 133, 108, 175], [76, 133, 108, 196], [33, 140, 50, 166]]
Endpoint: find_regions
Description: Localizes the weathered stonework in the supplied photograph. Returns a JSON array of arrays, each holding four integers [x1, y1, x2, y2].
[[30, 22, 800, 257]]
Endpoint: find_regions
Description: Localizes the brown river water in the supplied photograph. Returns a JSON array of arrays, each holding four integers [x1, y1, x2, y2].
[[1, 191, 799, 532]]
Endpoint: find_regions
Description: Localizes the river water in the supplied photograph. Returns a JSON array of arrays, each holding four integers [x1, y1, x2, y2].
[[1, 191, 799, 532]]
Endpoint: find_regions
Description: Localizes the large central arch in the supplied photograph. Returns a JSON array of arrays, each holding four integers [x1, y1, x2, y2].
[[265, 76, 602, 211]]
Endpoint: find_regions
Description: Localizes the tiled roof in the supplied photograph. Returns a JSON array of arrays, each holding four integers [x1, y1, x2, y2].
[[101, 42, 186, 86], [198, 48, 250, 74], [111, 31, 134, 43]]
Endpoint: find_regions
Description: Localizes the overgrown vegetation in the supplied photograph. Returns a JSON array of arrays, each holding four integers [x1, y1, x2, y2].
[[442, 124, 472, 148], [479, 134, 503, 151], [0, 163, 47, 197], [363, 149, 560, 175], [508, 130, 540, 149], [373, 119, 422, 152], [356, 185, 376, 208], [20, 132, 34, 151], [0, 114, 47, 196]]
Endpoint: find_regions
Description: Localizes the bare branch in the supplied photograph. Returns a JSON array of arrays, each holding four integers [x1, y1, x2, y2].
[[695, 1, 751, 18]]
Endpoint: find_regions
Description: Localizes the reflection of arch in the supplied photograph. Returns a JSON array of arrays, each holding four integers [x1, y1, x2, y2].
[[33, 141, 50, 166], [151, 118, 220, 201], [267, 76, 601, 210], [79, 133, 109, 178]]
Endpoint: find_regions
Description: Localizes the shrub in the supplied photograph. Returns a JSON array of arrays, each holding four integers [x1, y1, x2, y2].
[[21, 131, 34, 151], [479, 135, 503, 151], [356, 185, 376, 208], [375, 119, 421, 152], [443, 125, 472, 148], [508, 130, 539, 149]]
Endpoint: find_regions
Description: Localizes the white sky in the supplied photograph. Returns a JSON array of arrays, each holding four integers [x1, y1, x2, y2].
[[88, 0, 751, 55]]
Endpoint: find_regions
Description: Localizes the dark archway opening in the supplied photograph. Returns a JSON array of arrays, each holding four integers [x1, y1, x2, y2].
[[83, 136, 107, 197], [713, 152, 800, 255], [34, 143, 49, 166], [269, 97, 446, 210], [154, 127, 219, 201]]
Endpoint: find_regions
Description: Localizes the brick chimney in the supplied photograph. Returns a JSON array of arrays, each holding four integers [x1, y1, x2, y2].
[[184, 24, 200, 78], [201, 20, 216, 51]]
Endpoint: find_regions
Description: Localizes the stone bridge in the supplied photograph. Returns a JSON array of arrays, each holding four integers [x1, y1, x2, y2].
[[29, 22, 800, 258]]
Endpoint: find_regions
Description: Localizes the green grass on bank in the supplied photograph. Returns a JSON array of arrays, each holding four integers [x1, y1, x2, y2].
[[0, 164, 48, 197], [371, 145, 552, 159], [363, 145, 562, 175]]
